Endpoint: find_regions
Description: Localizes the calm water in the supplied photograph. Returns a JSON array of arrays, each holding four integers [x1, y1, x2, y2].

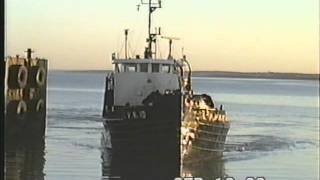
[[6, 71, 319, 180]]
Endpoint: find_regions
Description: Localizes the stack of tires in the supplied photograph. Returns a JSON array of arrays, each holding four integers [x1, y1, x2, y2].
[[5, 54, 47, 138]]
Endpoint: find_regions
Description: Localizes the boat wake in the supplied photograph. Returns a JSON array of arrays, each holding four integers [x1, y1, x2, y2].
[[223, 134, 316, 161], [225, 135, 293, 152]]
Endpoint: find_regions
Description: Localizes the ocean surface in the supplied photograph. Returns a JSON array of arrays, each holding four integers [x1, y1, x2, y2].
[[5, 71, 319, 180]]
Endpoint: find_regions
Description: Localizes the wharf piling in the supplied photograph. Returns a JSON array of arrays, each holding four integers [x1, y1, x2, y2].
[[4, 49, 48, 138]]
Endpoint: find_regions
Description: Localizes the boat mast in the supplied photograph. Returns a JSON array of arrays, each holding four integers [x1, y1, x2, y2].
[[148, 0, 151, 56], [140, 0, 161, 59]]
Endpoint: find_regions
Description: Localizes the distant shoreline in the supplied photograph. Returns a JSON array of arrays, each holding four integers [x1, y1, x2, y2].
[[191, 71, 319, 81], [50, 69, 320, 81]]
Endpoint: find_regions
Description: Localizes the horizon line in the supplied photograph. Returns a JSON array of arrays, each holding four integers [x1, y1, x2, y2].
[[49, 69, 320, 75]]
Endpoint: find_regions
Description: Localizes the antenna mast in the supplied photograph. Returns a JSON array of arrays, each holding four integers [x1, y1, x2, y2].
[[139, 0, 162, 59], [124, 29, 129, 59]]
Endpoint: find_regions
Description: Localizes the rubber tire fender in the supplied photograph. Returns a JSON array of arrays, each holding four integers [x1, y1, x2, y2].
[[6, 100, 27, 116], [28, 66, 46, 87], [7, 65, 28, 89]]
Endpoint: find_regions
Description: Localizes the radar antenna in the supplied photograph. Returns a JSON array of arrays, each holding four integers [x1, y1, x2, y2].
[[161, 36, 180, 59]]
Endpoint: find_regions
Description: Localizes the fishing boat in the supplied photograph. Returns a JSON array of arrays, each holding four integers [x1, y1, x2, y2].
[[101, 0, 230, 174], [101, 1, 187, 173]]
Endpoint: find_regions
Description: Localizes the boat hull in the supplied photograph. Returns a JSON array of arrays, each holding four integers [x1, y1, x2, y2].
[[103, 117, 179, 157], [101, 91, 182, 178]]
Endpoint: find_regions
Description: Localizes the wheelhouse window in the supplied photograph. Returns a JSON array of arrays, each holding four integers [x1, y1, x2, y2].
[[124, 63, 137, 72], [161, 64, 171, 73], [152, 64, 160, 73], [140, 63, 148, 72]]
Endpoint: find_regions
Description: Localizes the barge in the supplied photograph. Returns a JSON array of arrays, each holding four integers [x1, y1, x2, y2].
[[181, 94, 230, 163]]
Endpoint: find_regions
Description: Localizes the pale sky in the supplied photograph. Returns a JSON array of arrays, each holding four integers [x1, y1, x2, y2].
[[5, 0, 319, 73]]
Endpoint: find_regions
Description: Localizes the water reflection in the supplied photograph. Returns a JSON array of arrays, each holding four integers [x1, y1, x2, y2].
[[5, 110, 46, 180], [182, 151, 226, 179], [5, 134, 46, 180], [100, 133, 180, 180]]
